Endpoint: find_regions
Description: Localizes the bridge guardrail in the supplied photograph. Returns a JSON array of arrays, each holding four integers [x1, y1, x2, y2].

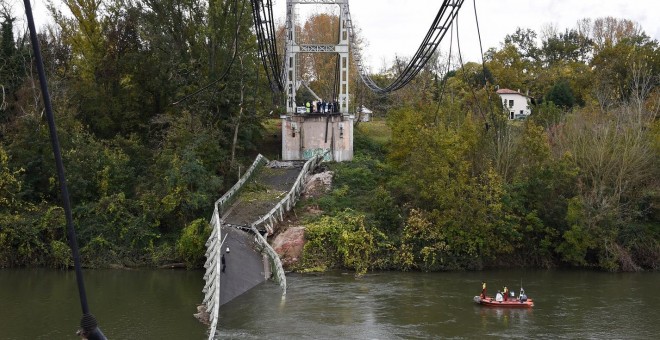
[[203, 154, 268, 340], [215, 154, 269, 218], [251, 152, 326, 234], [248, 152, 326, 298], [203, 152, 327, 339]]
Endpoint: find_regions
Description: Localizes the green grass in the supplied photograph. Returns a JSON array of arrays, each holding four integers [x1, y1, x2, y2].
[[258, 118, 282, 160], [355, 118, 391, 146]]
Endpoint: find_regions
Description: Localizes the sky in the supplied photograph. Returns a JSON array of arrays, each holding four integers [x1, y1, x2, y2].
[[7, 0, 660, 70], [274, 0, 660, 71]]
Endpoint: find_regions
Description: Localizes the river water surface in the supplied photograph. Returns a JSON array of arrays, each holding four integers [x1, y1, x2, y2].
[[1, 269, 658, 339]]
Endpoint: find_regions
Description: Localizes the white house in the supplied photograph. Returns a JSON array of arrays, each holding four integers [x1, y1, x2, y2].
[[496, 88, 532, 120]]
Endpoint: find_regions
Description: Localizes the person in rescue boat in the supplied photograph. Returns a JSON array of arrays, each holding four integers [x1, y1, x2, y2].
[[495, 290, 503, 302]]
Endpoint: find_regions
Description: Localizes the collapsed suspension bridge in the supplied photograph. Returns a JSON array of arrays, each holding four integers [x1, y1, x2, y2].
[[201, 0, 466, 338]]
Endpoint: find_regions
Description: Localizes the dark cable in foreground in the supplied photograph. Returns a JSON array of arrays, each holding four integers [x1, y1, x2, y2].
[[22, 1, 106, 339]]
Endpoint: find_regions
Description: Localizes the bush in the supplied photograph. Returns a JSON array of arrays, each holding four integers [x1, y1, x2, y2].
[[176, 218, 211, 268], [302, 210, 390, 276], [49, 240, 73, 269], [81, 236, 120, 268]]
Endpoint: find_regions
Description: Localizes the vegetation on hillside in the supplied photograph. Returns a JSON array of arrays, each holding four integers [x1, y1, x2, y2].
[[298, 18, 659, 273], [1, 3, 658, 272]]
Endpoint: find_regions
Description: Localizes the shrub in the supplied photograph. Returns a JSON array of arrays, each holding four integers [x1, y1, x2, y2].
[[176, 218, 211, 268]]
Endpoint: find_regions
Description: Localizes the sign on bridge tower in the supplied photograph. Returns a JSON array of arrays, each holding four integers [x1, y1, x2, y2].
[[280, 0, 354, 162]]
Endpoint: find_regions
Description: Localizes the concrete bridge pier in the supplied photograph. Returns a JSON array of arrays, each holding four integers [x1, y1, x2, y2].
[[280, 113, 354, 162]]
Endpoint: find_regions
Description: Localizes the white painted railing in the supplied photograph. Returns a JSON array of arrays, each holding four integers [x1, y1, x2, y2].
[[251, 153, 326, 234], [215, 154, 268, 217], [202, 152, 326, 339], [202, 154, 268, 340]]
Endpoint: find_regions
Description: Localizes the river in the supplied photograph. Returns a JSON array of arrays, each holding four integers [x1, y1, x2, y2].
[[1, 269, 658, 339]]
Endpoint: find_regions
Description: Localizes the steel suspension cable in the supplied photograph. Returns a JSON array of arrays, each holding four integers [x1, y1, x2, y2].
[[348, 0, 465, 94], [251, 0, 284, 92], [434, 22, 454, 123], [455, 16, 486, 122], [172, 0, 246, 106], [473, 0, 495, 130], [23, 1, 106, 338]]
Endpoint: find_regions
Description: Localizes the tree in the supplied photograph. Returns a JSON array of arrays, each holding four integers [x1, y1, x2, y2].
[[546, 79, 576, 109], [503, 27, 540, 63], [556, 104, 658, 270], [0, 11, 29, 128], [486, 44, 536, 93], [541, 28, 592, 65]]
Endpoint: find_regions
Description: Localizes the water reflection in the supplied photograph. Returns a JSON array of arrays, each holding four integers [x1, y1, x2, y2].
[[218, 270, 660, 339], [477, 305, 533, 323], [2, 269, 659, 339], [0, 269, 207, 340]]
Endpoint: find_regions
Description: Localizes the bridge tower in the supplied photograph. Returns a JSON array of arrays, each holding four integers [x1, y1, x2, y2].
[[280, 0, 354, 162]]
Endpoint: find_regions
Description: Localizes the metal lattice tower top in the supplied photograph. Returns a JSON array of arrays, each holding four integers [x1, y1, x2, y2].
[[251, 0, 465, 106], [284, 0, 351, 114]]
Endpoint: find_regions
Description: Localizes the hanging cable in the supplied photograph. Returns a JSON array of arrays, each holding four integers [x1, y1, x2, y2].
[[455, 16, 486, 122], [332, 54, 340, 106], [348, 0, 465, 94], [473, 0, 494, 130], [172, 0, 246, 106], [22, 1, 106, 339], [251, 1, 465, 98], [251, 0, 284, 92], [434, 21, 454, 123]]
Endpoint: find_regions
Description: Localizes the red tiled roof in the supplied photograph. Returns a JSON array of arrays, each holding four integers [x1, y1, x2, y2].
[[496, 88, 520, 94], [496, 88, 531, 97]]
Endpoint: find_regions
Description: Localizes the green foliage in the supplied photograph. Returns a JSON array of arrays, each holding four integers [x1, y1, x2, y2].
[[1, 147, 72, 267], [302, 210, 389, 275], [0, 13, 29, 125], [311, 134, 395, 227], [74, 192, 160, 264], [153, 111, 226, 231], [81, 236, 120, 268], [0, 201, 70, 268], [49, 240, 73, 269], [530, 101, 563, 128], [176, 218, 211, 269], [396, 209, 446, 271], [546, 80, 576, 109], [0, 145, 21, 209], [1, 7, 659, 274]]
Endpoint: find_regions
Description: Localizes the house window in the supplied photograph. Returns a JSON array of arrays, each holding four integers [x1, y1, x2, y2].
[[510, 111, 514, 119], [520, 110, 523, 115], [509, 99, 514, 107]]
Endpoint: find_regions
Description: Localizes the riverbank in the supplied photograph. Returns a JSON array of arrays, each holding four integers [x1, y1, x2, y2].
[[266, 115, 659, 273]]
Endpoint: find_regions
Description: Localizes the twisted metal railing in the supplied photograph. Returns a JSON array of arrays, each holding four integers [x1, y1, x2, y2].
[[215, 154, 269, 217], [252, 153, 326, 234], [202, 154, 268, 340], [201, 152, 326, 339]]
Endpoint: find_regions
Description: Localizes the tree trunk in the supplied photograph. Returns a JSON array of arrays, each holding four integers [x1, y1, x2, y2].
[[230, 56, 245, 168]]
